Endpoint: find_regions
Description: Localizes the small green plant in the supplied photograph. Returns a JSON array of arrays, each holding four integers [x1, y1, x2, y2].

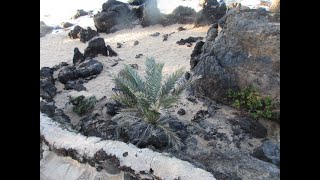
[[112, 57, 190, 149], [69, 95, 97, 116], [227, 86, 277, 120]]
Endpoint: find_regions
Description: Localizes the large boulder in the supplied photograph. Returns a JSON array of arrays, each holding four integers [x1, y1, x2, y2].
[[83, 38, 110, 59], [79, 27, 99, 43], [194, 0, 226, 27], [161, 6, 197, 26], [191, 9, 280, 106], [58, 59, 103, 84], [40, 100, 57, 118], [68, 26, 99, 43], [68, 25, 83, 39], [40, 67, 57, 101], [128, 0, 147, 6], [73, 47, 85, 65], [252, 140, 280, 167], [93, 0, 137, 33]]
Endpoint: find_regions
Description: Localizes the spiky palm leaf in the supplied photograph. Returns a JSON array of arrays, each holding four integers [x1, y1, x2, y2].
[[112, 57, 189, 149], [145, 58, 164, 104], [123, 64, 145, 92], [159, 67, 184, 100]]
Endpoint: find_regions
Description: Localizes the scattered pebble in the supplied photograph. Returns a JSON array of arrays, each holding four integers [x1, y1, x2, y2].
[[150, 32, 160, 37], [117, 43, 123, 48], [123, 152, 128, 157], [177, 27, 186, 31], [177, 108, 186, 115], [135, 54, 143, 58], [129, 64, 139, 70]]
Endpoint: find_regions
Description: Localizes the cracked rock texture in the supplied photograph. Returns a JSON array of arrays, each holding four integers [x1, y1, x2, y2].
[[40, 113, 216, 180]]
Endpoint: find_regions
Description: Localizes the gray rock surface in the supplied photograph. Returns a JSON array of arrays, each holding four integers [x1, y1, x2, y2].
[[252, 140, 280, 167], [93, 0, 137, 33], [191, 8, 280, 105], [40, 113, 216, 180], [194, 0, 226, 27]]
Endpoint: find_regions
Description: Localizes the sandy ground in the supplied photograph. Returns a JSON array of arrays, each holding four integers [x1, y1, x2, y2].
[[41, 144, 124, 180], [40, 24, 210, 108], [40, 24, 213, 179]]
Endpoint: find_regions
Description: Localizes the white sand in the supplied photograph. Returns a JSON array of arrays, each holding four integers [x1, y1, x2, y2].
[[40, 24, 210, 105]]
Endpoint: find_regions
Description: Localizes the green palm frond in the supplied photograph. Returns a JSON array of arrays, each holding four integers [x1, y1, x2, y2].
[[159, 94, 181, 109], [112, 93, 136, 107], [145, 58, 164, 104], [111, 57, 191, 149], [159, 67, 184, 100], [135, 92, 151, 113], [113, 76, 138, 107], [123, 64, 145, 92]]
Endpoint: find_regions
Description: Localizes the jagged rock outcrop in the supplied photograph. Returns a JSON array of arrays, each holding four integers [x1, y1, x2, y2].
[[73, 47, 85, 65], [161, 6, 197, 26], [68, 25, 83, 39], [68, 26, 99, 43], [58, 59, 103, 84], [252, 140, 280, 167], [194, 0, 226, 27], [79, 27, 99, 43], [40, 67, 57, 101], [93, 0, 137, 33], [83, 38, 117, 58], [177, 36, 203, 45], [191, 8, 280, 105]]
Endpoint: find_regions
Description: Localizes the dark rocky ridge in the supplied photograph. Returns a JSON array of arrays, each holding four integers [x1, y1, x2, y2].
[[191, 8, 280, 106]]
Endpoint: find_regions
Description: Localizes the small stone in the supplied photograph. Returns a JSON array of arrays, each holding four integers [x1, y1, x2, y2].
[[123, 152, 128, 157], [163, 34, 169, 41], [177, 108, 186, 115], [177, 27, 186, 31], [134, 40, 139, 46], [185, 72, 191, 80], [191, 110, 208, 123], [135, 54, 143, 58], [150, 32, 160, 37], [187, 97, 197, 103], [61, 22, 74, 28], [129, 64, 139, 70], [117, 43, 123, 48]]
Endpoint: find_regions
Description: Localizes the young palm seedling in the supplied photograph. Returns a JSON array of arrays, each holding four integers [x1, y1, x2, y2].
[[112, 57, 191, 149]]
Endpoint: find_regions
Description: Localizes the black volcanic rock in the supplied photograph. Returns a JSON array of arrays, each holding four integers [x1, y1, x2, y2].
[[84, 38, 109, 59], [40, 67, 57, 101], [73, 47, 85, 65]]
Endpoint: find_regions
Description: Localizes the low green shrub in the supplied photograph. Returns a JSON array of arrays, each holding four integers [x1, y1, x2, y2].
[[227, 86, 278, 120], [69, 95, 97, 116]]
